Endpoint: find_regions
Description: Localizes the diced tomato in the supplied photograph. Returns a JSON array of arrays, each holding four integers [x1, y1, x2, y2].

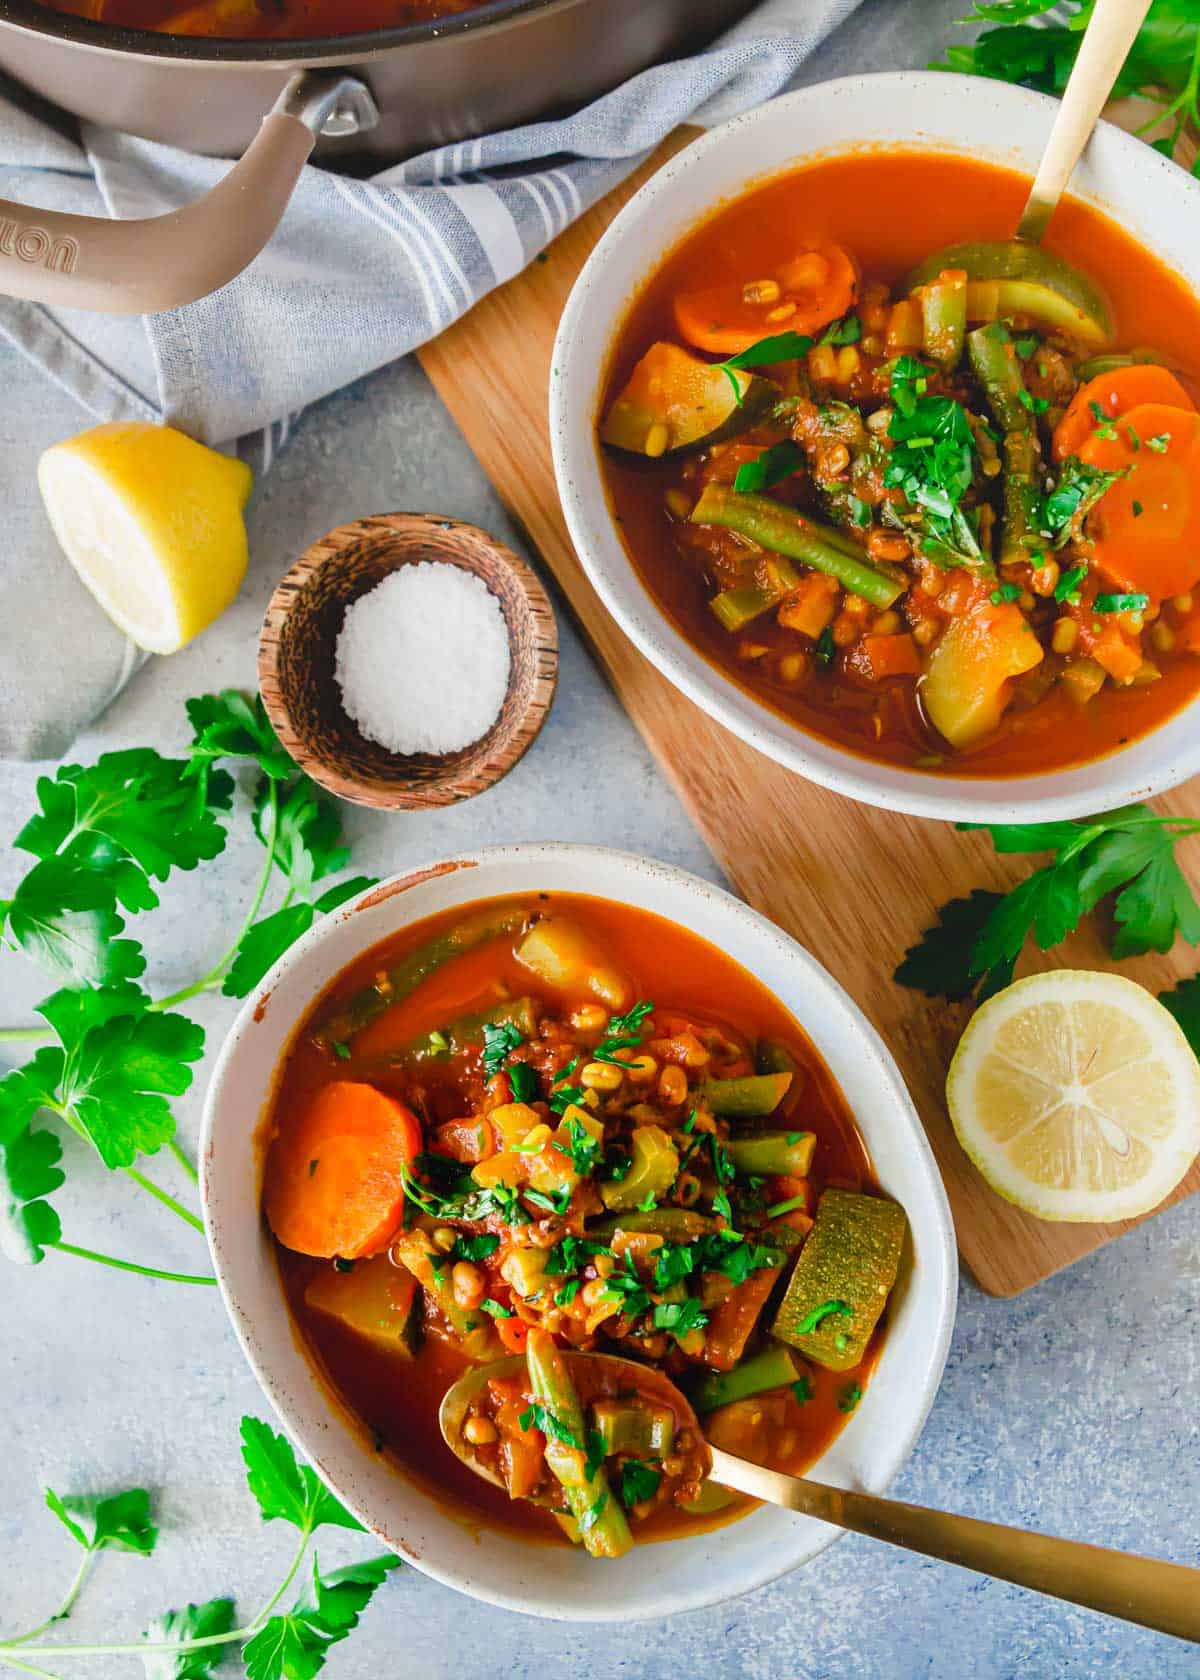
[[846, 632, 922, 682]]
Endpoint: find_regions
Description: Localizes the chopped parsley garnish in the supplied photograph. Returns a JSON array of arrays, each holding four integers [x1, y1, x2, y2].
[[764, 1193, 807, 1219], [717, 331, 814, 401], [508, 1062, 537, 1103], [619, 1460, 662, 1508], [838, 1382, 863, 1414], [598, 1145, 634, 1183], [711, 1188, 737, 1230], [451, 1232, 500, 1263], [1013, 334, 1038, 359], [637, 1192, 658, 1213], [482, 1019, 523, 1077], [426, 1029, 449, 1054], [548, 1083, 588, 1115], [602, 1268, 651, 1320], [1094, 592, 1149, 614], [652, 1298, 709, 1340], [708, 1133, 736, 1186], [1088, 400, 1118, 440], [815, 626, 836, 666], [551, 1115, 601, 1176], [608, 1002, 655, 1036], [681, 1107, 698, 1133], [847, 494, 872, 528], [584, 1429, 607, 1482], [653, 1242, 697, 1290], [331, 1040, 351, 1060], [524, 1185, 573, 1217], [791, 1374, 814, 1406], [884, 356, 981, 567], [579, 1491, 609, 1533], [733, 439, 804, 495], [1054, 563, 1088, 605], [1132, 499, 1144, 518], [989, 582, 1022, 604], [554, 1279, 581, 1306], [1016, 388, 1049, 414], [479, 1298, 514, 1318], [818, 312, 861, 346], [543, 1234, 606, 1276], [518, 1402, 581, 1450], [1040, 457, 1124, 548], [333, 1257, 354, 1273], [794, 1298, 853, 1335], [1147, 432, 1171, 453]]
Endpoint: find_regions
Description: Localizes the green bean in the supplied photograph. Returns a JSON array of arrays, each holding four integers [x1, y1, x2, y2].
[[724, 1131, 815, 1177], [710, 585, 780, 633], [698, 1072, 793, 1117], [401, 996, 538, 1063], [756, 1040, 799, 1077], [967, 322, 1040, 566], [524, 1330, 632, 1558], [317, 906, 527, 1045], [1075, 347, 1166, 381], [591, 1398, 675, 1458], [919, 271, 967, 367], [589, 1207, 719, 1242], [690, 485, 903, 609], [692, 1343, 804, 1413]]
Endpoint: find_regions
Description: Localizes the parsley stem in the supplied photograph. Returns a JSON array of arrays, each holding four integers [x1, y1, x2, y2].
[[0, 1026, 51, 1043], [3, 1554, 92, 1647], [149, 782, 282, 1013], [0, 1652, 67, 1679], [123, 1166, 205, 1235], [51, 1242, 216, 1287], [246, 1526, 311, 1629], [166, 1136, 200, 1184]]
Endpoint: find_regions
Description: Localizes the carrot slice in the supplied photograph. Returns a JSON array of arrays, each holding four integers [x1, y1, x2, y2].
[[673, 243, 857, 356], [496, 1316, 530, 1355], [1053, 365, 1196, 463], [1074, 402, 1200, 602], [264, 1080, 421, 1259]]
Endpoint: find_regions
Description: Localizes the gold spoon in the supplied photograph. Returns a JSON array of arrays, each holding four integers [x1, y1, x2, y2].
[[442, 1351, 1200, 1641], [1017, 0, 1154, 241]]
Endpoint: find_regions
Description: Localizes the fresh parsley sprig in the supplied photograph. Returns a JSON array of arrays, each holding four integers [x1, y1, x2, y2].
[[0, 1418, 398, 1680], [895, 805, 1200, 1001], [0, 693, 374, 1288], [935, 1, 1200, 175]]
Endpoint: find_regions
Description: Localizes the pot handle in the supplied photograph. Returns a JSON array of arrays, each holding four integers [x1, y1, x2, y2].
[[0, 70, 378, 315]]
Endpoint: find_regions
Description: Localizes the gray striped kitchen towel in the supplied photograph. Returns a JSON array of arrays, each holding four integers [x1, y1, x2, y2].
[[0, 0, 878, 754]]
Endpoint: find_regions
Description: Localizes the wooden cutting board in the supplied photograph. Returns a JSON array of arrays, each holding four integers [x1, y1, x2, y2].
[[418, 128, 1200, 1297]]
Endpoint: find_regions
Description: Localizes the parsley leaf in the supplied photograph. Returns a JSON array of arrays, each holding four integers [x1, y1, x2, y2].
[[619, 1460, 662, 1508], [794, 1298, 852, 1335], [518, 1401, 582, 1450], [46, 1486, 158, 1556], [1040, 457, 1124, 548], [242, 1554, 400, 1680], [140, 1597, 237, 1680], [733, 440, 804, 494], [240, 1418, 364, 1536], [652, 1297, 709, 1339], [482, 1019, 523, 1077], [508, 1062, 538, 1103], [818, 313, 861, 346], [885, 357, 983, 569], [896, 808, 1200, 1000], [451, 1232, 500, 1263], [1160, 973, 1200, 1056], [185, 690, 295, 783], [1094, 592, 1150, 614]]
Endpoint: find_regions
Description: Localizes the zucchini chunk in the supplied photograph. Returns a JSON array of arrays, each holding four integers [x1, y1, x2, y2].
[[600, 341, 775, 459], [771, 1188, 907, 1371], [304, 1254, 422, 1359], [920, 598, 1044, 750], [905, 241, 1113, 349]]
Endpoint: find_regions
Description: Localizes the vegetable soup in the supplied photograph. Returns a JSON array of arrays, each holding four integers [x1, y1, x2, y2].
[[264, 892, 905, 1554], [599, 151, 1200, 776]]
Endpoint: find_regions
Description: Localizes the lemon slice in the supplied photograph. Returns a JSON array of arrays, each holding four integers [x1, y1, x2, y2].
[[38, 421, 253, 655], [947, 970, 1200, 1223]]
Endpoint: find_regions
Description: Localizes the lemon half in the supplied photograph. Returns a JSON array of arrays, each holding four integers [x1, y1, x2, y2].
[[947, 970, 1200, 1224], [38, 421, 252, 655]]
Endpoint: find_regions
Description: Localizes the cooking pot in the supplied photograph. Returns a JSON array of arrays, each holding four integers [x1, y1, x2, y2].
[[0, 0, 754, 311]]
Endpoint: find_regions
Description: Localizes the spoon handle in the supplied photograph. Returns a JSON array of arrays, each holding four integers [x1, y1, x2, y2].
[[708, 1447, 1200, 1641], [1017, 0, 1154, 242]]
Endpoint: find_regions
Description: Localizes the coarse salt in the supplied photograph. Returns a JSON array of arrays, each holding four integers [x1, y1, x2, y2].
[[334, 562, 511, 755]]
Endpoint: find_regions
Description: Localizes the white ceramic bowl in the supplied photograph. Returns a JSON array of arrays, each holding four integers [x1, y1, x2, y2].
[[551, 72, 1200, 822], [202, 845, 956, 1621]]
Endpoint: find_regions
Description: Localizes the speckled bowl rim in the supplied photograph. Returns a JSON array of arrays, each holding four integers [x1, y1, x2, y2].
[[550, 72, 1200, 823], [200, 843, 957, 1621]]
